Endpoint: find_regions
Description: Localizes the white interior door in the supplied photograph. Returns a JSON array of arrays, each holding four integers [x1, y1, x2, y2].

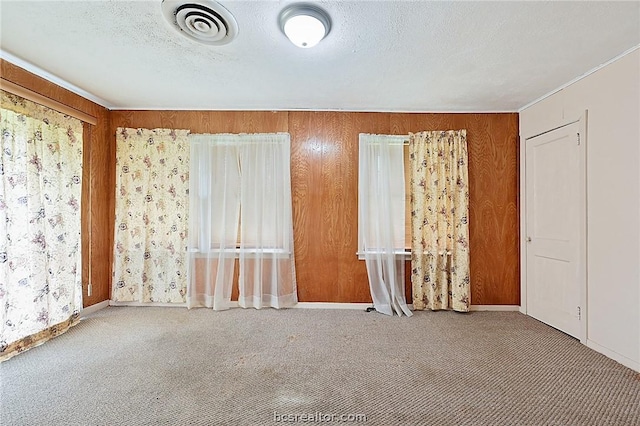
[[525, 121, 585, 339]]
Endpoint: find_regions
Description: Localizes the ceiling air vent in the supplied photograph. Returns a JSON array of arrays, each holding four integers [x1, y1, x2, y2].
[[161, 0, 238, 45]]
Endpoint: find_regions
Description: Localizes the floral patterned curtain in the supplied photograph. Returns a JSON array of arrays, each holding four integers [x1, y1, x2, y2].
[[0, 90, 83, 361], [112, 128, 190, 304], [409, 130, 470, 312]]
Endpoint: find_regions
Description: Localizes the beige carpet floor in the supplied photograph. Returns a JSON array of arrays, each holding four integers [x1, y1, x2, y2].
[[1, 307, 638, 426]]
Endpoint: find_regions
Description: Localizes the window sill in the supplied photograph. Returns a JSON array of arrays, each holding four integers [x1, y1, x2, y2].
[[356, 250, 411, 261], [188, 248, 291, 259]]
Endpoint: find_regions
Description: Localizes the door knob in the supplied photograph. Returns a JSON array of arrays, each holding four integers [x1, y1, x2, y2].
[[526, 237, 532, 242]]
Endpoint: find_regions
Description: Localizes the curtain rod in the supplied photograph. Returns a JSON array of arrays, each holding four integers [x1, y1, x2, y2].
[[1, 78, 98, 126]]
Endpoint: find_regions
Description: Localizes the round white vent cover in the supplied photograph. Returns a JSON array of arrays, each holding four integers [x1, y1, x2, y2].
[[162, 0, 238, 45]]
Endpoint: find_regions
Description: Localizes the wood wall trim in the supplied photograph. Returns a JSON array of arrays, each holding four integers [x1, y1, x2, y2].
[[1, 59, 105, 118], [1, 78, 97, 125], [81, 124, 92, 304], [87, 107, 113, 306]]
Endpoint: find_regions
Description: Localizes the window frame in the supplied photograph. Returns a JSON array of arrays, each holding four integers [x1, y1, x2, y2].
[[357, 134, 411, 260]]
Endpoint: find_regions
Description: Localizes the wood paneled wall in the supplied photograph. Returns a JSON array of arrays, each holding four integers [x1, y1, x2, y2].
[[111, 110, 519, 305], [1, 60, 114, 307]]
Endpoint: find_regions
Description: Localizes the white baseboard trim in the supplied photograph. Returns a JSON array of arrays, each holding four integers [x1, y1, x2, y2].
[[295, 303, 521, 312], [293, 302, 373, 310], [109, 301, 187, 308], [586, 339, 640, 372], [273, 302, 520, 311], [104, 301, 520, 312], [469, 305, 520, 312], [81, 300, 110, 317]]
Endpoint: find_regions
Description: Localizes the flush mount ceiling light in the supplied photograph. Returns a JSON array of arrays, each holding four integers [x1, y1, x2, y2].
[[278, 3, 331, 48], [162, 0, 238, 45]]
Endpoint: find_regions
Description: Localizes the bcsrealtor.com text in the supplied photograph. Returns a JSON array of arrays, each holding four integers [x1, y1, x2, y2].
[[273, 411, 367, 423]]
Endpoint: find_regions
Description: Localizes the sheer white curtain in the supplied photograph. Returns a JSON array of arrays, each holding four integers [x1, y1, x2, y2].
[[358, 134, 412, 317], [187, 133, 297, 310], [238, 134, 297, 308], [187, 135, 240, 310]]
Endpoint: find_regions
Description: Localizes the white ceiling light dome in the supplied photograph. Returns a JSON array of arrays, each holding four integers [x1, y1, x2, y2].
[[162, 0, 238, 45], [279, 4, 331, 48]]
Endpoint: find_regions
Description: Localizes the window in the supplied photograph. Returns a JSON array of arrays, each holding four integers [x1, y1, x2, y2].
[[188, 133, 293, 257], [357, 134, 410, 259]]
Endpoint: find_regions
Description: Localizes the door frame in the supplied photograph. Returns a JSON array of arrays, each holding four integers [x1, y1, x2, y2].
[[520, 111, 588, 343]]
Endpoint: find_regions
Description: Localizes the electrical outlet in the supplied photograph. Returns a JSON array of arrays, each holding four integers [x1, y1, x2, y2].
[[87, 283, 92, 297]]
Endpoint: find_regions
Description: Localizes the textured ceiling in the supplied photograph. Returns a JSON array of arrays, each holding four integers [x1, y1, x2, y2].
[[1, 1, 639, 111]]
